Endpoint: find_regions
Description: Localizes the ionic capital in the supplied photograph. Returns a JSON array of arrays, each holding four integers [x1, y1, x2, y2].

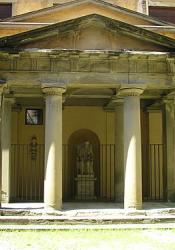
[[118, 85, 145, 97], [111, 96, 123, 105], [42, 86, 66, 96], [3, 97, 15, 105]]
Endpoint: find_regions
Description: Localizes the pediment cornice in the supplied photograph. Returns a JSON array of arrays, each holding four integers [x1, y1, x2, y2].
[[0, 14, 175, 50]]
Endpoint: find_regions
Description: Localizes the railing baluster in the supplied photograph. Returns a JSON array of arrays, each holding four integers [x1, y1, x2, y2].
[[10, 143, 164, 203]]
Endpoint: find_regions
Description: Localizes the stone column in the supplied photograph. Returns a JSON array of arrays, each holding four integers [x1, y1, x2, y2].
[[42, 86, 65, 210], [0, 89, 4, 207], [1, 98, 14, 203], [114, 99, 124, 202], [119, 87, 144, 210], [163, 99, 175, 201]]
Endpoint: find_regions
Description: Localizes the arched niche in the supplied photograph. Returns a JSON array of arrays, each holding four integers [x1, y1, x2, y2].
[[63, 129, 100, 200]]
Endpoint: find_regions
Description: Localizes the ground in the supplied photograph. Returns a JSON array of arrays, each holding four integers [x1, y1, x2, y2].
[[0, 230, 175, 250]]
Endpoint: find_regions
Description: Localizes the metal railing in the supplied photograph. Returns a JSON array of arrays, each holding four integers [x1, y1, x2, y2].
[[62, 144, 115, 201], [10, 144, 45, 202], [142, 144, 164, 201], [10, 143, 165, 202]]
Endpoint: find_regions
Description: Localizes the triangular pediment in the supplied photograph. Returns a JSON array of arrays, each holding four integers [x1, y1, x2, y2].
[[3, 0, 172, 26], [0, 14, 175, 51]]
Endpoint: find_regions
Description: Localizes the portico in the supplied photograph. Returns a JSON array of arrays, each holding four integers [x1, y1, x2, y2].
[[0, 9, 174, 210], [0, 49, 173, 210]]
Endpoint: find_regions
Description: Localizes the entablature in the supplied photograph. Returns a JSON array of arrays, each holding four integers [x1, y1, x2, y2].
[[0, 50, 174, 75]]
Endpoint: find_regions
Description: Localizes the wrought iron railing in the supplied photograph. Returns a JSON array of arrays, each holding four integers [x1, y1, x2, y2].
[[62, 144, 115, 201], [10, 143, 165, 202], [142, 144, 164, 201], [10, 144, 45, 202]]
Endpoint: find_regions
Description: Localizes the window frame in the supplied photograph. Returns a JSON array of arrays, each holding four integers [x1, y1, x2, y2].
[[0, 3, 12, 19], [25, 108, 43, 126]]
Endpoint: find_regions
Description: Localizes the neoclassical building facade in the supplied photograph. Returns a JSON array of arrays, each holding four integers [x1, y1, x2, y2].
[[0, 0, 174, 210]]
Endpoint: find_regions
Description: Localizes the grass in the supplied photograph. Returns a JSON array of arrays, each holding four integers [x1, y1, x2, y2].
[[0, 229, 175, 250]]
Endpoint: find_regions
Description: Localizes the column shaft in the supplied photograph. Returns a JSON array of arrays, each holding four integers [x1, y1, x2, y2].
[[1, 98, 12, 203], [0, 92, 3, 207], [164, 99, 175, 201], [124, 95, 142, 209], [115, 102, 124, 202], [119, 87, 144, 210], [43, 87, 64, 210]]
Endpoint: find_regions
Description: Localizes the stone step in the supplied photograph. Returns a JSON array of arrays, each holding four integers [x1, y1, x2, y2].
[[1, 223, 175, 230], [1, 215, 175, 225]]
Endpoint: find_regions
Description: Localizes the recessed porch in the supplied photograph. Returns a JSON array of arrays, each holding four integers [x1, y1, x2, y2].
[[1, 85, 170, 208]]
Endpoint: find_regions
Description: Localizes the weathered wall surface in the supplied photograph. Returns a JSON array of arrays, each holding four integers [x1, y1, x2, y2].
[[21, 4, 152, 25], [12, 0, 51, 16], [22, 26, 165, 51], [2, 0, 149, 16], [149, 0, 175, 7]]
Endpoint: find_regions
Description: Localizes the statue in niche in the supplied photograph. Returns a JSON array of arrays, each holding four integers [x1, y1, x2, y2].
[[76, 141, 94, 176]]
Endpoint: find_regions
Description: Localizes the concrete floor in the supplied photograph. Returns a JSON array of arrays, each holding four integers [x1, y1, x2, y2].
[[1, 202, 175, 213]]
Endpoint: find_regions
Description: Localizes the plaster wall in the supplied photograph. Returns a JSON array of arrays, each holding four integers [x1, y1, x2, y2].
[[11, 106, 115, 145], [21, 4, 152, 25], [149, 111, 162, 144], [11, 107, 45, 145], [22, 26, 165, 51], [10, 105, 163, 201], [5, 0, 148, 16], [62, 106, 115, 144]]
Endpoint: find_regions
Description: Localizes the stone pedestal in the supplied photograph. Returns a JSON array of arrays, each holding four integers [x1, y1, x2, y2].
[[75, 175, 97, 200]]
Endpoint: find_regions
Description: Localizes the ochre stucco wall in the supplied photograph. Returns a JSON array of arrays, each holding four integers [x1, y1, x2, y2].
[[149, 111, 162, 144], [11, 106, 115, 145], [11, 0, 147, 16], [62, 106, 115, 145], [11, 106, 163, 151], [12, 0, 51, 16], [21, 4, 152, 25], [11, 105, 163, 200], [11, 106, 45, 145]]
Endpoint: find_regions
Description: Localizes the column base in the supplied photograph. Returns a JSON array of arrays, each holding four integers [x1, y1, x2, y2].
[[1, 193, 10, 203], [44, 199, 62, 211], [124, 202, 142, 210], [167, 189, 175, 202]]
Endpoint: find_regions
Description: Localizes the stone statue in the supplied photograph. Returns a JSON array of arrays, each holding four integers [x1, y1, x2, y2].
[[76, 141, 94, 176]]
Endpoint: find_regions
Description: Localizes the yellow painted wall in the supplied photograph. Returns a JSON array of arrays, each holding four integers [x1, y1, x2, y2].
[[11, 106, 45, 145], [62, 106, 115, 144], [11, 105, 163, 200], [148, 110, 163, 200], [10, 0, 146, 16], [12, 0, 51, 16], [149, 111, 162, 144], [23, 4, 152, 25], [11, 106, 115, 145]]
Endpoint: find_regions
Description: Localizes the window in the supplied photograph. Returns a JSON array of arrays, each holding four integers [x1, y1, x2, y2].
[[149, 7, 175, 24], [0, 3, 12, 19], [25, 109, 43, 125]]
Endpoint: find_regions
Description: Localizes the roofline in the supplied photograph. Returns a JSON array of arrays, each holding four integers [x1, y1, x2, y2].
[[0, 14, 174, 50], [2, 0, 174, 26]]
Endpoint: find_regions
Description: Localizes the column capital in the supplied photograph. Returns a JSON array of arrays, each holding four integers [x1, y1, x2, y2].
[[162, 98, 175, 105], [3, 97, 15, 105], [42, 86, 66, 96], [118, 85, 145, 97], [112, 97, 124, 105]]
